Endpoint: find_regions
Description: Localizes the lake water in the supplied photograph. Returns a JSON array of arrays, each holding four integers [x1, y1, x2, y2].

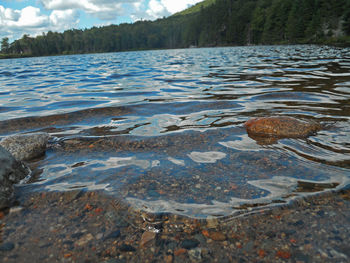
[[1, 45, 350, 219]]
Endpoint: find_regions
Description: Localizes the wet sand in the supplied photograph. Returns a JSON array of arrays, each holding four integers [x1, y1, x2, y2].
[[1, 188, 349, 262]]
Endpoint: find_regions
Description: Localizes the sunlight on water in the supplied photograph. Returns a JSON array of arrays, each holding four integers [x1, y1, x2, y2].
[[1, 45, 350, 218], [188, 151, 227, 163]]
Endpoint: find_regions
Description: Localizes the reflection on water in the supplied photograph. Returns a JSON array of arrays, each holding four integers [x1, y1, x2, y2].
[[188, 151, 227, 163], [126, 174, 347, 218], [1, 45, 350, 218], [219, 135, 261, 151]]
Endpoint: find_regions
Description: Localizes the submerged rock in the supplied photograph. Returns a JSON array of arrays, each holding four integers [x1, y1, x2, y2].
[[244, 116, 321, 138], [0, 146, 29, 209], [0, 132, 48, 209], [0, 132, 50, 161]]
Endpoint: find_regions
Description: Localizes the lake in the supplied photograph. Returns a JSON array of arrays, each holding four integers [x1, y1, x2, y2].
[[1, 45, 350, 219]]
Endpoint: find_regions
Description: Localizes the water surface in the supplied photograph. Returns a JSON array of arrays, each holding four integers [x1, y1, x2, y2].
[[1, 45, 350, 218]]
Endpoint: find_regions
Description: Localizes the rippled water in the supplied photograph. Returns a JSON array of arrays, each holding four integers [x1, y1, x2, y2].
[[1, 45, 350, 218]]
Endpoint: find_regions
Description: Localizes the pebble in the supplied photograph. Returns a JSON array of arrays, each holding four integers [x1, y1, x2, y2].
[[165, 254, 173, 263], [1, 188, 350, 262], [188, 248, 202, 260], [9, 206, 24, 214], [294, 251, 311, 262], [118, 244, 136, 252], [140, 231, 156, 247], [75, 233, 93, 246], [181, 239, 200, 249], [193, 233, 206, 244], [166, 241, 177, 251], [206, 218, 219, 228], [71, 232, 84, 239], [0, 242, 15, 251], [174, 248, 187, 256], [207, 231, 226, 241], [96, 233, 104, 240], [104, 229, 121, 240]]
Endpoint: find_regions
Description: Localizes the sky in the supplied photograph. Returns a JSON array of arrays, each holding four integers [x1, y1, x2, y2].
[[0, 0, 203, 41]]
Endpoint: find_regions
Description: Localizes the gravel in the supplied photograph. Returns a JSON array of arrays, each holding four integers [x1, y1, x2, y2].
[[0, 189, 349, 262]]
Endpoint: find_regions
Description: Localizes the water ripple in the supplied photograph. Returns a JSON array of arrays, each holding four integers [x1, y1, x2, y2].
[[1, 45, 350, 218]]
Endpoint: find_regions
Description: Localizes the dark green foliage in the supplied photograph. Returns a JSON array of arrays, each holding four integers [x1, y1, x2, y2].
[[343, 1, 350, 35], [5, 0, 350, 57], [1, 37, 10, 53]]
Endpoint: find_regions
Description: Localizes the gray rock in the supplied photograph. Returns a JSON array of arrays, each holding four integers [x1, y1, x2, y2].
[[0, 132, 50, 161], [0, 242, 15, 251], [104, 229, 121, 240], [188, 248, 202, 261], [180, 239, 200, 249], [118, 244, 136, 252], [0, 146, 29, 209]]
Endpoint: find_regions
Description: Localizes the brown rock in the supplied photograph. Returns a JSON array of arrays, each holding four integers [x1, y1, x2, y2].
[[140, 231, 156, 248], [245, 116, 321, 138], [276, 250, 291, 259], [174, 248, 187, 256], [208, 231, 226, 241], [202, 229, 227, 241], [165, 254, 173, 263], [202, 230, 210, 238]]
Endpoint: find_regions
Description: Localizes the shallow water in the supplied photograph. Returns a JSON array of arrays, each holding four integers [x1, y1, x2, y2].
[[1, 45, 350, 218]]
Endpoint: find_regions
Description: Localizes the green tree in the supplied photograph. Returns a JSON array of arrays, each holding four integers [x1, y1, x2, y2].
[[251, 6, 266, 44], [305, 10, 323, 42], [1, 37, 9, 53], [286, 0, 306, 42], [262, 0, 293, 44], [18, 34, 33, 54], [343, 3, 350, 35]]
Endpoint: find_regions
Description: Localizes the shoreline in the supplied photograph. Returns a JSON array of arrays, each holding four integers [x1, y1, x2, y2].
[[1, 187, 349, 262], [1, 42, 349, 60]]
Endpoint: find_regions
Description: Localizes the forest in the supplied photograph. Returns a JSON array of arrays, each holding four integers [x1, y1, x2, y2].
[[1, 0, 350, 58]]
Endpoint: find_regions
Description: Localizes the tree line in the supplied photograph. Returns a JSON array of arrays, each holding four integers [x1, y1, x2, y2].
[[1, 0, 350, 57]]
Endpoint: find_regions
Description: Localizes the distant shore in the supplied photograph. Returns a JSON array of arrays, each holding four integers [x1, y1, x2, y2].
[[1, 40, 350, 60], [0, 54, 32, 59]]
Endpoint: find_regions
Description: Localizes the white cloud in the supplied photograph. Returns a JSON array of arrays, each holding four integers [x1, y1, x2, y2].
[[40, 0, 82, 10], [40, 0, 134, 20], [15, 6, 48, 27], [0, 0, 202, 41], [130, 0, 151, 21], [160, 0, 202, 14], [0, 5, 79, 40], [143, 0, 202, 20], [40, 0, 202, 21], [1, 6, 48, 28], [3, 7, 20, 21], [49, 9, 80, 32], [146, 0, 169, 19]]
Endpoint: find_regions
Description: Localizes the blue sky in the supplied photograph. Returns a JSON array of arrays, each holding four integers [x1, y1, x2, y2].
[[0, 0, 203, 41]]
